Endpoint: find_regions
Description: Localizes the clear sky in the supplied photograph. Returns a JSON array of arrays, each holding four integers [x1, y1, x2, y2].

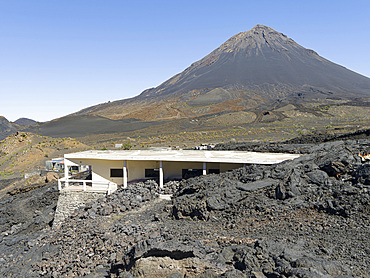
[[1, 0, 369, 122]]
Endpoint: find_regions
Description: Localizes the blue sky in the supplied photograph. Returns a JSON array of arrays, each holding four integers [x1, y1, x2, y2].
[[1, 0, 369, 122]]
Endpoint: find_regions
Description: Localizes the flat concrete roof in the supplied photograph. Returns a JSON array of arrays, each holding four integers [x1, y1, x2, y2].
[[65, 149, 300, 165]]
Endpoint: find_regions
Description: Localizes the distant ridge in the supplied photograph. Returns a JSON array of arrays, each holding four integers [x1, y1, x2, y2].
[[0, 117, 37, 140], [13, 118, 37, 126], [0, 116, 16, 140]]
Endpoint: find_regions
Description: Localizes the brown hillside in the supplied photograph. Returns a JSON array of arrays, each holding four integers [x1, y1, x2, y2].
[[0, 132, 89, 179]]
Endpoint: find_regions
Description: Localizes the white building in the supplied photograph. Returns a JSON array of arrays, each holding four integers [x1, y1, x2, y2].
[[58, 149, 300, 194]]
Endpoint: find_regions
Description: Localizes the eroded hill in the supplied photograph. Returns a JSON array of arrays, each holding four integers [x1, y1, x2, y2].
[[0, 132, 89, 179]]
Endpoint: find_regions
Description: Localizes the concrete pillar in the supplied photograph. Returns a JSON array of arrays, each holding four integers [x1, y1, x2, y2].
[[107, 183, 111, 195], [159, 161, 163, 188], [64, 160, 69, 187], [203, 162, 207, 175], [123, 160, 127, 188]]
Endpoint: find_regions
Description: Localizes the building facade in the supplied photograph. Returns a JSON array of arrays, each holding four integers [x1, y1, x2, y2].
[[58, 149, 300, 194]]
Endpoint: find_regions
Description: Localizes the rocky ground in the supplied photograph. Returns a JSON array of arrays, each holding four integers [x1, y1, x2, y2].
[[0, 138, 369, 277], [0, 177, 59, 276]]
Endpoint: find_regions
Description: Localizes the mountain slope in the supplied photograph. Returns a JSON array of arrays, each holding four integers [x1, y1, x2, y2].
[[25, 115, 163, 138], [0, 132, 88, 179], [141, 25, 370, 100], [0, 117, 17, 140], [18, 25, 370, 139], [74, 24, 370, 121]]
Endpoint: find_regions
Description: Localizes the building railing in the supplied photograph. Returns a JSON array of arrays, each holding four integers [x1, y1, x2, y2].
[[69, 170, 91, 179], [58, 177, 117, 195]]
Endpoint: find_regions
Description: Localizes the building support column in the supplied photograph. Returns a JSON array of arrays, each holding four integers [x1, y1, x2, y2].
[[64, 160, 69, 187], [107, 182, 111, 195], [159, 161, 163, 188], [203, 162, 207, 175], [123, 160, 127, 188]]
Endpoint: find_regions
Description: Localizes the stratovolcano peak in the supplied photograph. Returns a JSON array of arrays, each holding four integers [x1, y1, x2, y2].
[[250, 24, 285, 34], [71, 25, 370, 122], [247, 24, 281, 35], [217, 24, 297, 55]]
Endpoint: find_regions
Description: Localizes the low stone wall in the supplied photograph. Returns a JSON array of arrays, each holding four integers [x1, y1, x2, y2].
[[24, 171, 41, 179], [53, 191, 105, 228]]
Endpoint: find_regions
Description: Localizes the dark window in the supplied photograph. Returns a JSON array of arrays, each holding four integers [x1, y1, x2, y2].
[[208, 169, 220, 174], [110, 168, 123, 177], [182, 169, 203, 179], [70, 166, 79, 171], [145, 169, 159, 178]]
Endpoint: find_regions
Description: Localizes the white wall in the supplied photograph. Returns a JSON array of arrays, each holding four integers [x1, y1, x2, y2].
[[68, 158, 117, 185], [127, 160, 157, 181], [67, 158, 245, 184]]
